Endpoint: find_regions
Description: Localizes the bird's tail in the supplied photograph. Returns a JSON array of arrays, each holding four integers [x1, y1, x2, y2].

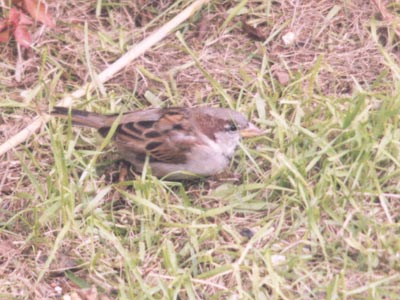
[[51, 106, 113, 129]]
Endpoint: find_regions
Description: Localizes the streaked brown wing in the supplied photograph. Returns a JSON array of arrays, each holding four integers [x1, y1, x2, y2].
[[113, 108, 198, 164]]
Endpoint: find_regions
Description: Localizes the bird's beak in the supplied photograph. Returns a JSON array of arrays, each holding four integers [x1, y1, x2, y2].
[[240, 123, 264, 138]]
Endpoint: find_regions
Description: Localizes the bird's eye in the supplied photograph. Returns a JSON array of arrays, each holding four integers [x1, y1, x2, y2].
[[225, 122, 238, 132]]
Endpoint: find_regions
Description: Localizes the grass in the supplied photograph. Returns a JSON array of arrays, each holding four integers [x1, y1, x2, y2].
[[1, 0, 400, 299]]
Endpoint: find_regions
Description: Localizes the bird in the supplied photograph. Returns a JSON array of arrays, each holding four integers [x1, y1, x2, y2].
[[51, 106, 263, 179]]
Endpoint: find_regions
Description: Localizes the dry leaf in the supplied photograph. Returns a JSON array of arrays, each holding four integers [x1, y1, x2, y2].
[[196, 15, 210, 39], [76, 286, 98, 300], [0, 238, 16, 255], [23, 0, 55, 27], [273, 69, 290, 85]]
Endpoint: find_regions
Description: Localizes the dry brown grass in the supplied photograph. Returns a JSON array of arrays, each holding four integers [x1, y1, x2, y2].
[[1, 0, 400, 299]]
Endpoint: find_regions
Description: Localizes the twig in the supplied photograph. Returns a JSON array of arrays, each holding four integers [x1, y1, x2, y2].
[[357, 191, 400, 200], [0, 0, 210, 157], [147, 272, 229, 291]]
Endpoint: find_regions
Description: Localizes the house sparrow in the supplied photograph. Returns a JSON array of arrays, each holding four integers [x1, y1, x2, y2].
[[51, 106, 263, 179]]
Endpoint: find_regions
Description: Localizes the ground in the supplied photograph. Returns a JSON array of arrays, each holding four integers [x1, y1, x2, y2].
[[1, 0, 400, 299]]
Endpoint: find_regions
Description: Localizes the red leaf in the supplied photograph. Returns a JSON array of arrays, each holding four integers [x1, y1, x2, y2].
[[9, 8, 32, 26], [19, 11, 33, 26], [8, 8, 32, 47], [23, 0, 55, 27], [9, 8, 21, 27], [0, 25, 11, 43], [11, 0, 24, 6], [14, 25, 31, 47], [0, 19, 10, 32]]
